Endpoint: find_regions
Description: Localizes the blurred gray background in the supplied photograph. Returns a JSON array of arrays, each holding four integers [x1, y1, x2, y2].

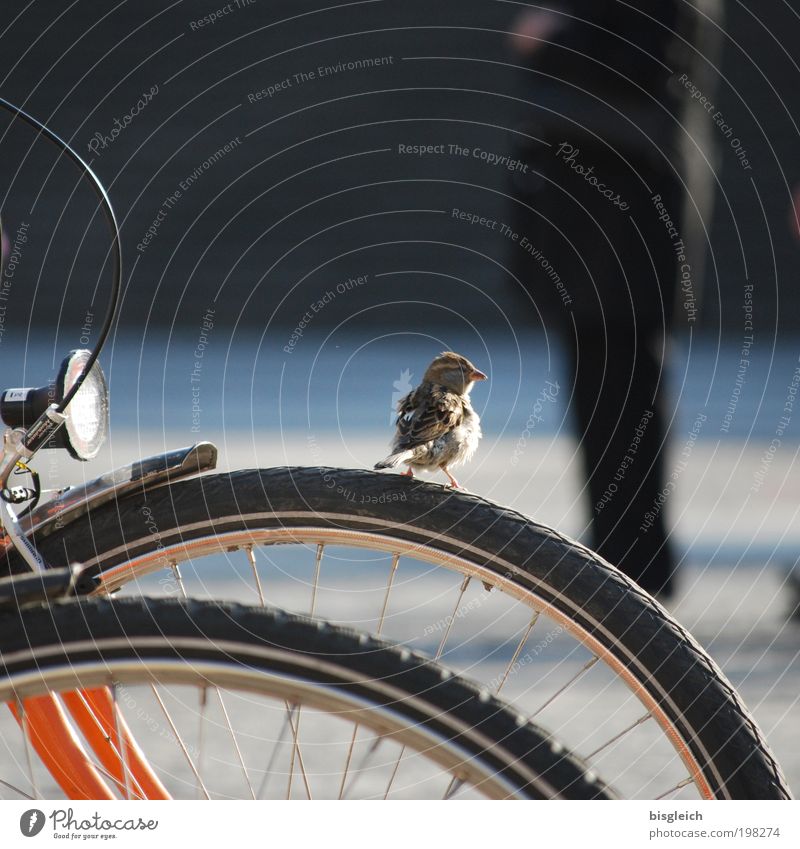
[[1, 1, 799, 332]]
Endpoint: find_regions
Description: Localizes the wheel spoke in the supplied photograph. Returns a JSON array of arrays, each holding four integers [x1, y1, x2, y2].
[[338, 553, 401, 799], [256, 705, 293, 799], [654, 776, 694, 800], [338, 725, 360, 800], [150, 685, 209, 799], [285, 702, 312, 800], [245, 545, 266, 606], [586, 713, 653, 760], [236, 553, 313, 801], [342, 735, 382, 800], [110, 684, 132, 800], [0, 776, 34, 800], [287, 543, 325, 797], [384, 574, 472, 799], [72, 690, 145, 799], [443, 776, 465, 799], [435, 575, 472, 659], [494, 613, 540, 695], [217, 690, 256, 799], [197, 687, 208, 800], [239, 566, 306, 801], [310, 543, 324, 616], [91, 761, 141, 799], [170, 561, 186, 599], [382, 745, 404, 800], [18, 702, 39, 800], [529, 655, 599, 719], [377, 553, 400, 630]]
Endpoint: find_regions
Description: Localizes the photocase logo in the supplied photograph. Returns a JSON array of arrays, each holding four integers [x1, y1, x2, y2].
[[390, 368, 413, 423], [19, 809, 46, 837]]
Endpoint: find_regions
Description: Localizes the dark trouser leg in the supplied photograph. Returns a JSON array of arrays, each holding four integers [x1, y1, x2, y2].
[[566, 325, 675, 597]]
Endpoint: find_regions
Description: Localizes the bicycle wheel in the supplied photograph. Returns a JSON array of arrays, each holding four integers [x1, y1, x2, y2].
[[17, 467, 791, 800], [0, 596, 610, 800]]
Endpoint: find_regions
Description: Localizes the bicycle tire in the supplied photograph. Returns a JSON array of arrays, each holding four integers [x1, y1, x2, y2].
[[17, 466, 792, 800], [0, 596, 610, 800]]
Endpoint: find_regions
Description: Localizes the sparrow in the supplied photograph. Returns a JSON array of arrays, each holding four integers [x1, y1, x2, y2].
[[375, 351, 487, 488]]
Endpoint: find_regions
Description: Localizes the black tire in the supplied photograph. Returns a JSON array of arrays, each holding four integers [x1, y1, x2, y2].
[[0, 596, 610, 800], [19, 467, 792, 799]]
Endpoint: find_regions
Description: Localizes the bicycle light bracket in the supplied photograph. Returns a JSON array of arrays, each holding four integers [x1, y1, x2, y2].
[[1, 349, 109, 461]]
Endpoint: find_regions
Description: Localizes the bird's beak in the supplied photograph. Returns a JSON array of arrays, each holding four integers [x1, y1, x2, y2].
[[470, 370, 488, 381]]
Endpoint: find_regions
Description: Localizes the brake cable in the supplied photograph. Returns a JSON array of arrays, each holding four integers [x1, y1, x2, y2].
[[0, 96, 121, 414]]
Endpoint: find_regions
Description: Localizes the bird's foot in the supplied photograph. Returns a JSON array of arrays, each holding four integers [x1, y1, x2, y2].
[[401, 468, 414, 478], [441, 468, 461, 488]]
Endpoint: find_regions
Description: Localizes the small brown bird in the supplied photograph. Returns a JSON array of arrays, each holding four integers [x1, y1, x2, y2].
[[375, 351, 487, 488]]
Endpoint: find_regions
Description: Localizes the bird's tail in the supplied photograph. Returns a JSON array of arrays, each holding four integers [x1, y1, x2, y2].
[[374, 449, 414, 470]]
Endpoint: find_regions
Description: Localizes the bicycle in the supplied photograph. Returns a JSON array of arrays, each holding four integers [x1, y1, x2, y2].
[[0, 97, 791, 800]]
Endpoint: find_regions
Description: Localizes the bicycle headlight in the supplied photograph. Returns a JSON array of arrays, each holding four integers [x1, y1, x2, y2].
[[0, 349, 109, 460]]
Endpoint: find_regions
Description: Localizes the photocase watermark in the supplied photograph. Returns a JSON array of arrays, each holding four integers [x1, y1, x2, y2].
[[139, 503, 180, 594], [43, 377, 64, 506], [188, 0, 256, 31], [283, 274, 368, 353], [486, 625, 565, 691], [676, 73, 753, 170], [77, 309, 94, 347], [0, 220, 29, 345], [640, 411, 707, 532], [86, 86, 159, 157], [652, 193, 696, 322], [20, 805, 158, 836], [595, 409, 654, 513], [452, 208, 571, 307], [515, 235, 571, 307], [319, 464, 407, 504], [328, 480, 408, 505], [720, 283, 754, 434], [554, 142, 630, 211], [247, 55, 394, 102], [423, 585, 493, 637], [115, 683, 199, 762], [390, 368, 414, 424], [307, 433, 322, 464], [19, 809, 45, 837], [306, 437, 406, 502], [137, 137, 243, 252], [190, 306, 215, 433], [750, 356, 800, 494], [398, 141, 529, 173], [421, 569, 529, 639], [511, 380, 560, 466]]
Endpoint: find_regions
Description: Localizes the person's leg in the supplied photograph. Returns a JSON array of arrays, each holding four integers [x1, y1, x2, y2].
[[512, 145, 681, 595], [566, 324, 675, 597]]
